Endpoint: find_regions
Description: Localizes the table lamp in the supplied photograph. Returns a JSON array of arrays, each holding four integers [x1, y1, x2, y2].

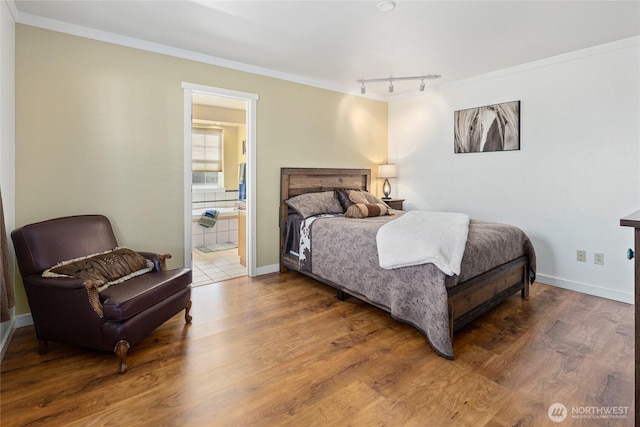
[[378, 163, 397, 200]]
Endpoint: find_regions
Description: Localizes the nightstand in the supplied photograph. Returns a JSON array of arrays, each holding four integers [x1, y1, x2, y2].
[[383, 198, 404, 210]]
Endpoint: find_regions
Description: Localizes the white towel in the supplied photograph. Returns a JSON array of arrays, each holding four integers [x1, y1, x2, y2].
[[376, 211, 470, 276]]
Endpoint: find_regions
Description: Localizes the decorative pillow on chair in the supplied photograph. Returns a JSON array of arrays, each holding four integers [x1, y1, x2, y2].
[[42, 247, 154, 292], [285, 191, 343, 219]]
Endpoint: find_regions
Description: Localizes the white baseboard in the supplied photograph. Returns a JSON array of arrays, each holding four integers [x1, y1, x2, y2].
[[536, 274, 633, 304], [0, 318, 15, 361], [15, 312, 33, 328], [1, 314, 35, 361], [253, 263, 280, 277]]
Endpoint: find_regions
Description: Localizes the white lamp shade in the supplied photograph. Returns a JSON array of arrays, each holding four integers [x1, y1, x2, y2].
[[378, 163, 397, 179]]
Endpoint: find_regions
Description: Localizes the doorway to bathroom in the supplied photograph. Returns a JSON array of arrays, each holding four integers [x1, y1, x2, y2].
[[182, 83, 258, 286]]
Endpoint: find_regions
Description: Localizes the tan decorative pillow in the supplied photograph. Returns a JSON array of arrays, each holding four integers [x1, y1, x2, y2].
[[348, 190, 369, 205], [42, 247, 154, 292], [344, 203, 390, 218], [335, 188, 390, 212]]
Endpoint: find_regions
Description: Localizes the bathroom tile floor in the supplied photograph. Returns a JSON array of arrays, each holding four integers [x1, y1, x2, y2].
[[191, 248, 247, 287]]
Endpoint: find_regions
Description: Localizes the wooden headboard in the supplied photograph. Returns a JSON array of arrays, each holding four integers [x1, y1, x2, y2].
[[280, 167, 371, 199], [279, 167, 371, 261]]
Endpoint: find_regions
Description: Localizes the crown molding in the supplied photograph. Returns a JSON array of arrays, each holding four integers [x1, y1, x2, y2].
[[15, 11, 388, 100], [4, 0, 17, 21], [389, 35, 640, 103], [15, 9, 637, 105]]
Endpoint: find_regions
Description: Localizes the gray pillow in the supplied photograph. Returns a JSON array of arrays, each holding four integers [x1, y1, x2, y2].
[[285, 191, 343, 219]]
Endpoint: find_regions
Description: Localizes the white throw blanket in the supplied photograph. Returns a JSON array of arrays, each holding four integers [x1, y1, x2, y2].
[[376, 211, 471, 276]]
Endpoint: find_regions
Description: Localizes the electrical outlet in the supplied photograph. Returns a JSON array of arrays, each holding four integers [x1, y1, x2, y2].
[[577, 250, 586, 262], [594, 252, 604, 265]]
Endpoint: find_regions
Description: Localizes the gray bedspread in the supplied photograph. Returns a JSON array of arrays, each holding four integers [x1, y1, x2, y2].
[[306, 211, 536, 359]]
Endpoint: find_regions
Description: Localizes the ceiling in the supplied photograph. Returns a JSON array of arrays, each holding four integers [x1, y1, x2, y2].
[[12, 0, 640, 98]]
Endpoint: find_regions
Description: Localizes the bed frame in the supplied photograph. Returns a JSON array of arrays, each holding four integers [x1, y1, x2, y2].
[[279, 167, 529, 337]]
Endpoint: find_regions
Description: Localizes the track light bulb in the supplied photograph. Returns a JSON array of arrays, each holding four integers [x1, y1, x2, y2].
[[388, 81, 394, 93], [361, 82, 366, 94], [419, 79, 425, 91]]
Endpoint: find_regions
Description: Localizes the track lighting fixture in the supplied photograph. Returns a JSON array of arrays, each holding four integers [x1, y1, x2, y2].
[[357, 75, 441, 94]]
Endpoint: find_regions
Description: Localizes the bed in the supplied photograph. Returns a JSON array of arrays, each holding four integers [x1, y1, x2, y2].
[[279, 167, 536, 359]]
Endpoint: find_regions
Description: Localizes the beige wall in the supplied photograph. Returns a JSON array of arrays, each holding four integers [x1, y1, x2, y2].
[[14, 25, 388, 314], [221, 125, 239, 190], [238, 126, 247, 165]]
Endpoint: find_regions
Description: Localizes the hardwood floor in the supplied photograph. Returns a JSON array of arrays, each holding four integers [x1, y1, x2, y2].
[[1, 273, 633, 426]]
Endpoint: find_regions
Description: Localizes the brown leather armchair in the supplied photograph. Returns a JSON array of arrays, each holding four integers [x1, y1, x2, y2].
[[11, 214, 192, 373]]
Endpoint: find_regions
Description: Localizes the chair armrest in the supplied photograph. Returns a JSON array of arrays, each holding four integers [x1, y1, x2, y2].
[[21, 276, 106, 348], [138, 251, 172, 272], [24, 275, 105, 318], [84, 280, 104, 318], [23, 274, 87, 289]]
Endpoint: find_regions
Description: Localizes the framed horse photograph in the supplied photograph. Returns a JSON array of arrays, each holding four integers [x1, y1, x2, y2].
[[454, 100, 520, 153]]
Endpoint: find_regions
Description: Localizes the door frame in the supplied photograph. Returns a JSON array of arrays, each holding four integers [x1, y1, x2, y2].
[[182, 82, 258, 277]]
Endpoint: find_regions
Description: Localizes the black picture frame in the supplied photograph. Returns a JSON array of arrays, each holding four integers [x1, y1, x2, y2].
[[454, 100, 520, 153]]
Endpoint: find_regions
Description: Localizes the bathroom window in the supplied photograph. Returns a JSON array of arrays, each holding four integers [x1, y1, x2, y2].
[[192, 128, 223, 187]]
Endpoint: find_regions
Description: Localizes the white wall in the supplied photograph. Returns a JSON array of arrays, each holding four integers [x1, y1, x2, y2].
[[0, 0, 16, 359], [389, 37, 640, 303]]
